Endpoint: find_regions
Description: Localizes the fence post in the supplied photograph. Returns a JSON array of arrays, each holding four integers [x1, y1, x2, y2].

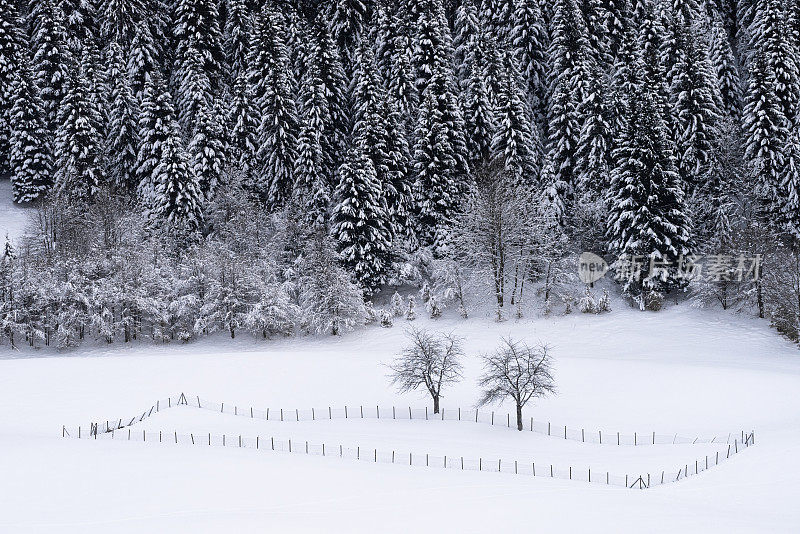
[[235, 406, 238, 416], [507, 413, 510, 427], [661, 471, 664, 484], [250, 407, 253, 418], [271, 437, 274, 450], [280, 408, 283, 421], [409, 406, 412, 419], [499, 459, 502, 472], [479, 458, 482, 471], [582, 428, 585, 442], [491, 412, 494, 425], [515, 460, 518, 474], [221, 403, 224, 413], [329, 407, 331, 419], [240, 435, 243, 448], [312, 408, 315, 421], [425, 407, 428, 420], [361, 405, 363, 418], [257, 436, 259, 450], [564, 425, 567, 439], [617, 432, 620, 445], [322, 444, 325, 456], [305, 441, 308, 454], [296, 408, 299, 421], [532, 462, 535, 476], [635, 432, 637, 446], [716, 451, 719, 465], [606, 472, 609, 484], [653, 431, 655, 444], [172, 431, 176, 443], [393, 406, 395, 419], [426, 454, 429, 467], [727, 444, 730, 458], [599, 430, 602, 444], [458, 407, 461, 421], [550, 465, 553, 477], [476, 409, 478, 422], [266, 408, 270, 420], [569, 466, 572, 480], [289, 439, 292, 453], [530, 417, 533, 431], [548, 422, 551, 436], [377, 406, 379, 419]]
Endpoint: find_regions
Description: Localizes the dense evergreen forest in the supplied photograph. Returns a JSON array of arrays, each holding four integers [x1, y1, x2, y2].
[[0, 0, 799, 348]]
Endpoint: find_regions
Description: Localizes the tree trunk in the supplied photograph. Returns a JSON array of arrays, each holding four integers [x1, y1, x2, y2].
[[433, 395, 440, 414], [516, 403, 523, 431]]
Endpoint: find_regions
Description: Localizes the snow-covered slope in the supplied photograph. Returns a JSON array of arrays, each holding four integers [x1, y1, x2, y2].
[[0, 305, 798, 533], [0, 178, 33, 243]]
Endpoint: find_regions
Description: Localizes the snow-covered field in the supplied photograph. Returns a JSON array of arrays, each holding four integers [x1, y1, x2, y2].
[[1, 304, 799, 533]]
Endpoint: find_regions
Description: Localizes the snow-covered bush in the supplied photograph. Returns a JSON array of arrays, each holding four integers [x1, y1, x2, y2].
[[427, 295, 442, 319], [406, 296, 416, 321], [380, 310, 393, 328], [390, 291, 404, 316], [579, 287, 596, 313]]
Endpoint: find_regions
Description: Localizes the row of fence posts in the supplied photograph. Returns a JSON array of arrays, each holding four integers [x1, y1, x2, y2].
[[68, 393, 746, 447], [61, 394, 755, 490]]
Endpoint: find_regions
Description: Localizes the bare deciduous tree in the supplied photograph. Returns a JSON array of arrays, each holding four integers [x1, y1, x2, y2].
[[389, 327, 464, 414], [477, 338, 555, 431]]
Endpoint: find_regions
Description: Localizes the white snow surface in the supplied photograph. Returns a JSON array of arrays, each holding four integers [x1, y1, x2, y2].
[[0, 178, 33, 243], [1, 305, 799, 533]]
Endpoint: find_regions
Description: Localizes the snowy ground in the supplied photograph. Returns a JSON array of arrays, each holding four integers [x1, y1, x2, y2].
[[0, 178, 33, 243], [1, 304, 799, 532]]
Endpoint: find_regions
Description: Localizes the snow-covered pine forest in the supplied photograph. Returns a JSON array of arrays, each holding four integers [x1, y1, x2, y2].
[[0, 0, 799, 348]]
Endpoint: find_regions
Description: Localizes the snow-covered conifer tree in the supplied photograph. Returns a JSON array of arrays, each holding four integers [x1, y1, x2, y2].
[[743, 52, 789, 219], [461, 33, 496, 167], [8, 58, 53, 203], [298, 231, 367, 335], [136, 75, 176, 206], [224, 0, 250, 86], [332, 143, 392, 293], [546, 0, 591, 215], [491, 52, 538, 185], [105, 42, 139, 195], [54, 67, 105, 201], [249, 5, 298, 208], [173, 0, 224, 92], [669, 20, 722, 189], [188, 101, 227, 201], [0, 0, 24, 175], [29, 0, 71, 130], [509, 0, 548, 130], [152, 122, 203, 234], [607, 83, 692, 302], [709, 10, 742, 117], [127, 23, 158, 101]]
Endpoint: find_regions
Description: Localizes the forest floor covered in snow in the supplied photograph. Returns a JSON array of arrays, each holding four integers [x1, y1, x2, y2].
[[0, 304, 799, 532]]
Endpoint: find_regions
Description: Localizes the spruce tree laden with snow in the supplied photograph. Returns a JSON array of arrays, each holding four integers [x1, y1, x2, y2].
[[331, 143, 392, 294], [298, 231, 367, 336], [8, 59, 53, 203], [54, 68, 105, 202], [105, 42, 139, 195], [607, 84, 692, 305]]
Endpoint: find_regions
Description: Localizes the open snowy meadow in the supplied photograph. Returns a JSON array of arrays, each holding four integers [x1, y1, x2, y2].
[[1, 303, 799, 533]]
